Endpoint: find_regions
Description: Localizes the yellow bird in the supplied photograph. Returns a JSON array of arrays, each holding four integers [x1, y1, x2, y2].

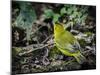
[[54, 22, 86, 64]]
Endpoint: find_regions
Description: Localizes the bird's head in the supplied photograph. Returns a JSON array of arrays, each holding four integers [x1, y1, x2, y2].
[[54, 22, 64, 33]]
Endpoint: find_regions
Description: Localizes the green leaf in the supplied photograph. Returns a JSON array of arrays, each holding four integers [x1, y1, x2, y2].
[[60, 7, 67, 15], [72, 5, 77, 11], [67, 8, 73, 15], [73, 11, 78, 18], [15, 2, 37, 29], [53, 14, 60, 22], [14, 2, 37, 40], [44, 9, 54, 18], [78, 12, 82, 18], [81, 14, 88, 20]]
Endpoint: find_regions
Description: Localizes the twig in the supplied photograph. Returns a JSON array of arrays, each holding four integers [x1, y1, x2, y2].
[[18, 43, 54, 56], [82, 49, 93, 54], [32, 25, 43, 35], [42, 48, 50, 65], [44, 59, 76, 70], [32, 23, 48, 35], [42, 35, 53, 44], [12, 44, 44, 49]]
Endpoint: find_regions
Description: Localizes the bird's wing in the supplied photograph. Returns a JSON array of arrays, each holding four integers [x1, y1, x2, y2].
[[55, 29, 81, 53], [55, 38, 79, 53]]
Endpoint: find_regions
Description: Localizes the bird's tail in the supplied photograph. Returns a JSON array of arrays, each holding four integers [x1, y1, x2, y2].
[[73, 51, 86, 64]]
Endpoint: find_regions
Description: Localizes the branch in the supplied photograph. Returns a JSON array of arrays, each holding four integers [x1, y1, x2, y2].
[[18, 42, 54, 56], [42, 35, 53, 44]]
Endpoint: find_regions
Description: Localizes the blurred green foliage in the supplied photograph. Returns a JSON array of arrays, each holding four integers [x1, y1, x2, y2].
[[44, 4, 89, 27], [13, 2, 37, 40], [13, 3, 89, 41]]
